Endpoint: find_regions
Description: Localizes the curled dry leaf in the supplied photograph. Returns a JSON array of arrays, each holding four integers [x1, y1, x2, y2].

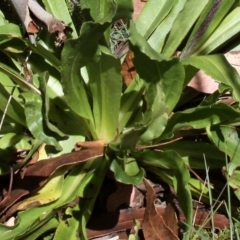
[[0, 141, 105, 220], [10, 0, 69, 46], [142, 179, 179, 240], [121, 50, 136, 86]]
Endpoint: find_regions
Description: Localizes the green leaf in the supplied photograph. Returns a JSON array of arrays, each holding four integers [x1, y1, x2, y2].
[[182, 54, 240, 103], [110, 157, 145, 185], [118, 75, 145, 133], [0, 133, 30, 149], [42, 0, 77, 38], [23, 218, 59, 240], [29, 43, 61, 70], [194, 6, 240, 55], [147, 0, 187, 53], [74, 157, 110, 240], [129, 22, 185, 112], [0, 82, 25, 126], [38, 72, 66, 138], [61, 21, 113, 135], [135, 0, 176, 39], [55, 158, 105, 208], [159, 141, 226, 169], [16, 168, 66, 210], [80, 0, 117, 22], [21, 92, 62, 151], [0, 23, 22, 38], [222, 168, 240, 201], [53, 203, 81, 240], [114, 0, 133, 20], [113, 83, 168, 149], [0, 10, 8, 26], [137, 150, 192, 232], [162, 0, 209, 57], [88, 48, 122, 142], [128, 219, 141, 240], [124, 157, 140, 177], [0, 156, 104, 239], [0, 205, 57, 240], [0, 38, 27, 53], [181, 0, 234, 58], [199, 90, 221, 107], [207, 125, 240, 175], [0, 62, 41, 94], [160, 103, 240, 140], [129, 21, 168, 69], [159, 60, 185, 113], [139, 84, 168, 142]]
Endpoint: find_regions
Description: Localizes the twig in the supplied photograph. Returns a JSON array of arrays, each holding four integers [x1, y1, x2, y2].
[[136, 137, 183, 150]]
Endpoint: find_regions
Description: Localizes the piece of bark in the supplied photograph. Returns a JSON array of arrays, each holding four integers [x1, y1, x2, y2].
[[142, 179, 179, 240]]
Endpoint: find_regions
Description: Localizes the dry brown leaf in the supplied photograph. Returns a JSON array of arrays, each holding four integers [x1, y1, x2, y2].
[[142, 179, 179, 240], [10, 0, 69, 45], [121, 50, 136, 86], [0, 141, 104, 220], [86, 207, 229, 239]]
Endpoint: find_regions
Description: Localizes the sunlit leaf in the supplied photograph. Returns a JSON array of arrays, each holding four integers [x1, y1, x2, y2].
[[88, 48, 122, 142], [140, 84, 168, 142], [110, 157, 145, 185], [61, 21, 113, 133], [181, 0, 234, 58], [136, 150, 192, 234], [129, 22, 185, 112], [135, 0, 176, 39], [42, 0, 78, 38], [160, 103, 240, 140], [21, 91, 62, 151], [118, 75, 145, 133], [182, 54, 240, 103], [194, 6, 240, 55], [208, 125, 240, 175], [0, 62, 41, 94]]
